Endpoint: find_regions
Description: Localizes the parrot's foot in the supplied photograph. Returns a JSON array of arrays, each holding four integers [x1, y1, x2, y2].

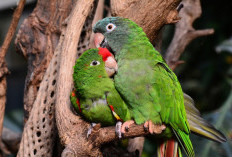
[[87, 123, 96, 138], [143, 120, 166, 134], [121, 120, 135, 134], [115, 121, 122, 139]]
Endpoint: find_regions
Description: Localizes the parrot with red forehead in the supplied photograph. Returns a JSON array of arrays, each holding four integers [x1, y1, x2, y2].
[[93, 17, 227, 157], [70, 48, 131, 137]]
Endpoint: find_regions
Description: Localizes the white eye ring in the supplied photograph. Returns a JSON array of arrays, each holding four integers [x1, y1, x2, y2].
[[90, 60, 100, 66], [106, 23, 116, 32]]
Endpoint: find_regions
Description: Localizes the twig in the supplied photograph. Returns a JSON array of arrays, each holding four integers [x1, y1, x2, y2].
[[0, 0, 26, 60], [165, 0, 214, 70], [1, 127, 21, 154], [0, 0, 26, 152]]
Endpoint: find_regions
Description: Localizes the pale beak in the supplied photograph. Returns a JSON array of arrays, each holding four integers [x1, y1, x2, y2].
[[105, 56, 118, 77], [94, 33, 105, 48]]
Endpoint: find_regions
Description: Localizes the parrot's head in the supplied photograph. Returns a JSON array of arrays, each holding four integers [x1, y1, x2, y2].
[[73, 48, 117, 91], [73, 48, 117, 96], [93, 17, 144, 57]]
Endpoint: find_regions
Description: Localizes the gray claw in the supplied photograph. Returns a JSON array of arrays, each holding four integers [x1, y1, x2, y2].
[[144, 125, 148, 132], [125, 126, 129, 132], [115, 121, 122, 139], [87, 123, 96, 138]]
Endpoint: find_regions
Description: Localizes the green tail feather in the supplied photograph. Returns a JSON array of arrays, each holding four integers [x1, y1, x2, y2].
[[184, 93, 227, 143], [178, 146, 183, 157], [172, 128, 195, 157]]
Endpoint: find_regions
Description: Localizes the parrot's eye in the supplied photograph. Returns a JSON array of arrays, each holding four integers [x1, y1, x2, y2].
[[106, 23, 116, 32], [90, 60, 100, 66]]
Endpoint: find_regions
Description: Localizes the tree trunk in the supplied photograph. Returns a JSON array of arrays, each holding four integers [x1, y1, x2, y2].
[[15, 0, 74, 122]]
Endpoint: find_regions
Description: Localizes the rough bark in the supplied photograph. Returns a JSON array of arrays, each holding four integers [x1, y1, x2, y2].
[[1, 128, 21, 154], [15, 0, 74, 122], [15, 0, 76, 156], [165, 0, 214, 69], [111, 0, 181, 45], [0, 77, 6, 142], [127, 137, 145, 156], [0, 0, 25, 155], [55, 0, 101, 156], [89, 0, 104, 48]]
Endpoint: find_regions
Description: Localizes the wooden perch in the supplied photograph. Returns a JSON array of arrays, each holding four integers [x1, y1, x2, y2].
[[165, 0, 214, 70], [88, 124, 150, 146]]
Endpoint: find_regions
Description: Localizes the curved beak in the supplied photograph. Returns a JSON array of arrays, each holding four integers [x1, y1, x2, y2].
[[94, 33, 105, 48], [105, 56, 118, 77]]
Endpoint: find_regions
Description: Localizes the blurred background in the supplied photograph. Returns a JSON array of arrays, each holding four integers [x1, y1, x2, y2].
[[0, 0, 231, 156]]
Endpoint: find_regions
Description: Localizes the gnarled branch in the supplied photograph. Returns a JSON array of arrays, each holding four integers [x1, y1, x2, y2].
[[111, 0, 181, 45], [165, 0, 214, 70], [55, 0, 99, 156]]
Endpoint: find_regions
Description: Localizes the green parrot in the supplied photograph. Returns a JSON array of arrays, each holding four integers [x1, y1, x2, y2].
[[70, 48, 131, 137], [94, 48, 226, 157], [93, 17, 226, 157]]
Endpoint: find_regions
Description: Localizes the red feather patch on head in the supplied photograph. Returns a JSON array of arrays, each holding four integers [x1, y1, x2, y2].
[[98, 47, 112, 61]]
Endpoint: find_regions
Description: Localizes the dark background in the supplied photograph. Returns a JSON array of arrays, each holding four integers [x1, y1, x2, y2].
[[0, 0, 231, 156]]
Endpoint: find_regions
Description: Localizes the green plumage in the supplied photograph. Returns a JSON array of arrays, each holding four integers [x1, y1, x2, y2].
[[71, 49, 130, 126], [94, 17, 194, 156]]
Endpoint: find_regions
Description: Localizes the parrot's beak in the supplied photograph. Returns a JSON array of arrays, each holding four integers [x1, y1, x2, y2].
[[94, 33, 105, 48], [94, 33, 115, 56], [105, 56, 118, 77]]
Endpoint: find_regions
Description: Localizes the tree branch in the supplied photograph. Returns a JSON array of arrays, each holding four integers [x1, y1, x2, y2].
[[1, 128, 21, 154], [55, 0, 100, 156], [111, 0, 181, 45], [165, 0, 214, 70], [88, 124, 149, 146], [0, 0, 25, 155], [16, 1, 76, 156], [15, 0, 74, 122], [0, 0, 26, 61]]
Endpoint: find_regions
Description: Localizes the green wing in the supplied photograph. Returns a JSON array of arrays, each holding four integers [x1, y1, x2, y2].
[[151, 63, 189, 133], [106, 89, 131, 122], [151, 63, 194, 157], [70, 91, 81, 114]]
